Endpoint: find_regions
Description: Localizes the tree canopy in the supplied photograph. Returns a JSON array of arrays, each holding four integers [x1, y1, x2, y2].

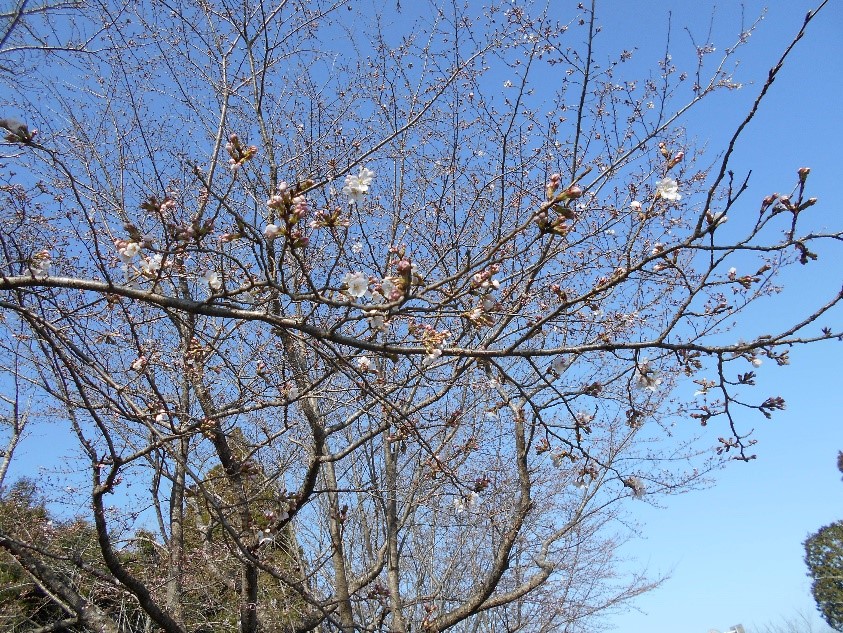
[[0, 1, 839, 632], [805, 454, 843, 632]]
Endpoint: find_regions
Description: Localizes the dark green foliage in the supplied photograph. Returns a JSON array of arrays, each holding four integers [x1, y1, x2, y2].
[[804, 453, 843, 632], [805, 522, 843, 631]]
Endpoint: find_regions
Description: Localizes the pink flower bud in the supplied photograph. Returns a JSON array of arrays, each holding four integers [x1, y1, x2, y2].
[[566, 184, 583, 199], [761, 193, 778, 207]]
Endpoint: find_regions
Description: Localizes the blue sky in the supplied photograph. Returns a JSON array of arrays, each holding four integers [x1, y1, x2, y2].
[[591, 1, 843, 631]]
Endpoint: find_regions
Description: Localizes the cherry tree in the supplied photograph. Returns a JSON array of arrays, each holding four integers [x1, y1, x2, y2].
[[0, 1, 839, 632]]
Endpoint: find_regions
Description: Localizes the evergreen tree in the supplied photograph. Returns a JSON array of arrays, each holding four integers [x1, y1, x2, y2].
[[805, 454, 843, 632]]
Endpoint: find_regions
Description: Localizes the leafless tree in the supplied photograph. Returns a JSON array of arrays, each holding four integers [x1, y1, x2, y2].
[[0, 1, 838, 632], [751, 610, 837, 633], [0, 0, 107, 79]]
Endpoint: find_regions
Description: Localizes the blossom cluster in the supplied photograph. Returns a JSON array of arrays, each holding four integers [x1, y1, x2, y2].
[[114, 239, 165, 280], [225, 133, 257, 171], [634, 358, 662, 391], [409, 321, 450, 366], [342, 271, 369, 298], [463, 264, 502, 327], [263, 180, 314, 248], [342, 167, 375, 206]]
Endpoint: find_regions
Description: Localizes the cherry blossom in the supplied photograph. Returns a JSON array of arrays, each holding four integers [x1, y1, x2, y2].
[[654, 177, 681, 202], [342, 167, 375, 205], [263, 224, 282, 240], [342, 271, 369, 298], [551, 355, 572, 375], [706, 210, 728, 226], [257, 528, 275, 546], [202, 270, 222, 291], [624, 476, 646, 499], [634, 358, 662, 391], [116, 240, 141, 264], [365, 310, 386, 331], [574, 411, 594, 427], [423, 348, 443, 366], [379, 278, 399, 301], [140, 254, 163, 276]]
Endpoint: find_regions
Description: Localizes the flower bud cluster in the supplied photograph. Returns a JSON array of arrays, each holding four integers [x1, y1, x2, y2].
[[539, 174, 583, 234], [310, 207, 350, 229], [470, 264, 501, 291], [545, 173, 583, 203], [545, 173, 562, 199], [263, 180, 315, 248], [463, 265, 502, 327], [535, 203, 577, 236], [760, 193, 779, 214], [666, 151, 683, 170], [797, 166, 810, 183], [386, 244, 422, 289], [409, 321, 450, 366], [225, 133, 257, 171], [165, 216, 214, 243]]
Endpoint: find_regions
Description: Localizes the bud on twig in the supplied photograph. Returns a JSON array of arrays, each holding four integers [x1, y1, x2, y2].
[[667, 151, 684, 170], [797, 167, 810, 184]]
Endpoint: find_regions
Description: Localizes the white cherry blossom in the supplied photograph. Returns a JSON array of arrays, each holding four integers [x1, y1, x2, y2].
[[263, 223, 282, 240], [342, 271, 369, 298], [203, 270, 222, 291], [635, 358, 662, 391], [342, 167, 375, 205], [655, 177, 681, 202], [140, 254, 163, 276], [118, 241, 141, 263]]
